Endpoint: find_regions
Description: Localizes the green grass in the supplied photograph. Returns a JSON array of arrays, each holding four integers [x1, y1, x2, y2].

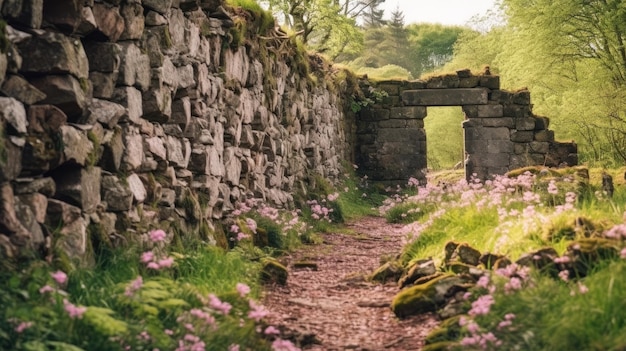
[[424, 107, 465, 171]]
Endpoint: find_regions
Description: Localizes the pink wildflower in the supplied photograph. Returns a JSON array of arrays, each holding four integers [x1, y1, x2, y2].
[[158, 257, 174, 268], [165, 329, 174, 335], [554, 256, 571, 264], [236, 283, 251, 297], [558, 270, 570, 281], [469, 294, 495, 316], [228, 344, 240, 351], [149, 229, 167, 242], [236, 232, 250, 241], [208, 294, 232, 315], [476, 275, 490, 289], [271, 339, 301, 351], [125, 276, 143, 297], [246, 218, 257, 233], [621, 247, 626, 259], [578, 283, 589, 294], [51, 270, 67, 285], [264, 326, 281, 335], [147, 262, 160, 270], [504, 277, 523, 294], [467, 321, 480, 334], [141, 251, 155, 263], [39, 285, 55, 294], [497, 320, 513, 330], [63, 299, 87, 319], [248, 300, 269, 321], [230, 224, 240, 233], [15, 321, 33, 333]]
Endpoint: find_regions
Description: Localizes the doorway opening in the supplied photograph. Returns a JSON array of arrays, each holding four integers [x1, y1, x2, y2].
[[423, 106, 465, 171]]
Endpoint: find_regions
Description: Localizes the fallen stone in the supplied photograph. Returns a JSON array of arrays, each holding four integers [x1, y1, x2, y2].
[[261, 257, 288, 285], [370, 260, 404, 283], [398, 258, 437, 288], [391, 274, 470, 318]]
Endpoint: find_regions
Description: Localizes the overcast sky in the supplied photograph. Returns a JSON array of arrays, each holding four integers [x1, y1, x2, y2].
[[381, 0, 498, 26]]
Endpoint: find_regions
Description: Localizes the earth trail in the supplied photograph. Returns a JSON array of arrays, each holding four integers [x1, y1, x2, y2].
[[263, 216, 438, 350]]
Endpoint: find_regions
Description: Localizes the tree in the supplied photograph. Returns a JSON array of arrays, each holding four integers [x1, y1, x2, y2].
[[263, 0, 387, 59], [406, 24, 470, 76]]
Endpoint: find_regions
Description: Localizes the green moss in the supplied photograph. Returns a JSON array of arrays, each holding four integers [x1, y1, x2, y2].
[[260, 257, 288, 285], [0, 20, 9, 54], [86, 130, 101, 167], [391, 273, 458, 318]]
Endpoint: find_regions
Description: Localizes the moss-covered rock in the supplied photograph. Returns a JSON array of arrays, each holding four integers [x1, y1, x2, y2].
[[370, 260, 404, 283], [391, 273, 470, 318], [565, 237, 621, 277], [261, 257, 288, 285], [399, 258, 436, 288], [425, 315, 462, 345]]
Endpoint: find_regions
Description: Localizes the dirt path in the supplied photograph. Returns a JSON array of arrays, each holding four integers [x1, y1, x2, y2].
[[263, 216, 438, 350]]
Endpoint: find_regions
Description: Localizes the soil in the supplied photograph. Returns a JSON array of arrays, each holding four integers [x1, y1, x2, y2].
[[263, 216, 439, 350]]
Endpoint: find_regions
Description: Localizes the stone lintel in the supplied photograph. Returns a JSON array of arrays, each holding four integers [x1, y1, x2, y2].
[[402, 88, 488, 106]]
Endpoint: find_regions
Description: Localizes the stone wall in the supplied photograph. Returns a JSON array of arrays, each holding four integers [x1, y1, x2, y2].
[[0, 0, 352, 263], [356, 70, 578, 183]]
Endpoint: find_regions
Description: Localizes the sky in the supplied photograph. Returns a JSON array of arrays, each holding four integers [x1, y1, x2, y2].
[[381, 0, 498, 26]]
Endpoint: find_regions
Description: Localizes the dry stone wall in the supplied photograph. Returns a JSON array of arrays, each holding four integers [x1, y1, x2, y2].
[[356, 70, 578, 183], [0, 0, 351, 263]]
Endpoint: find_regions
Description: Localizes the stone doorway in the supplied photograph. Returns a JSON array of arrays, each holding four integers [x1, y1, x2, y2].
[[355, 71, 578, 184]]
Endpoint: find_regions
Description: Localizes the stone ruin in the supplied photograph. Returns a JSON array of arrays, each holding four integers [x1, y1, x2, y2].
[[355, 70, 577, 184], [0, 0, 576, 265]]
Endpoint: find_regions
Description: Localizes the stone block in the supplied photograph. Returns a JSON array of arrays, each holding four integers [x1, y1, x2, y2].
[[142, 85, 172, 123], [479, 75, 500, 89], [145, 136, 167, 160], [503, 104, 532, 117], [101, 175, 132, 211], [470, 152, 509, 168], [510, 131, 534, 143], [359, 108, 389, 121], [224, 147, 241, 185], [42, 0, 82, 33], [171, 97, 191, 128], [465, 140, 513, 154], [99, 128, 123, 173], [1, 74, 46, 105], [513, 90, 531, 105], [406, 119, 425, 128], [516, 117, 537, 131], [143, 0, 173, 14], [0, 97, 27, 134], [111, 86, 142, 123], [426, 74, 460, 89], [46, 199, 87, 260], [529, 141, 549, 154], [0, 136, 22, 182], [458, 76, 480, 88], [83, 41, 121, 73], [90, 71, 118, 99], [29, 74, 90, 121], [405, 80, 426, 89], [0, 183, 34, 249], [17, 31, 89, 80], [118, 43, 150, 91], [59, 125, 93, 166], [534, 130, 554, 142], [119, 2, 144, 40], [375, 82, 400, 96], [480, 117, 514, 128], [378, 119, 406, 128], [92, 3, 125, 42], [389, 106, 427, 119], [377, 128, 426, 144], [89, 99, 126, 129], [126, 173, 147, 203], [513, 143, 528, 154], [51, 166, 101, 213], [535, 116, 550, 130], [2, 0, 43, 28], [463, 126, 510, 141], [402, 88, 488, 106]]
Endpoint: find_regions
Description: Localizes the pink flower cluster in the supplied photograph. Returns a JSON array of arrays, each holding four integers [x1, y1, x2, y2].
[[141, 251, 174, 270], [63, 299, 87, 319], [124, 276, 144, 297]]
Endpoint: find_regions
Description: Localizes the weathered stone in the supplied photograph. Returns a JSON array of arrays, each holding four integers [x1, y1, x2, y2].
[[398, 259, 437, 288], [465, 140, 513, 154], [1, 75, 46, 104], [402, 88, 488, 106], [165, 135, 189, 168], [17, 31, 89, 80], [462, 104, 503, 118], [123, 132, 144, 171], [14, 194, 45, 246], [463, 126, 510, 141], [510, 130, 534, 143], [513, 89, 531, 105], [389, 106, 427, 119], [59, 125, 93, 166], [391, 274, 470, 318], [0, 137, 23, 182], [26, 105, 66, 135], [46, 198, 88, 260], [119, 2, 144, 40], [2, 0, 43, 28], [126, 173, 147, 203], [51, 166, 101, 213], [76, 6, 98, 36], [516, 117, 537, 131], [13, 177, 55, 196], [145, 136, 167, 160], [171, 97, 191, 128], [145, 10, 167, 26], [143, 0, 173, 14], [83, 41, 121, 73], [370, 260, 404, 283], [101, 175, 133, 212], [0, 183, 32, 247], [89, 99, 126, 129], [529, 141, 549, 154], [479, 75, 500, 89], [111, 86, 142, 123], [42, 0, 82, 33], [92, 3, 125, 42], [224, 146, 241, 185], [118, 43, 150, 90], [100, 126, 124, 172], [90, 71, 117, 98], [142, 85, 172, 123], [0, 97, 27, 134], [426, 75, 459, 89], [260, 257, 288, 285], [29, 75, 90, 121]]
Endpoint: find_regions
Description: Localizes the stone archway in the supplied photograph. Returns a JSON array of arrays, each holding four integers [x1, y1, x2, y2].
[[355, 70, 577, 184]]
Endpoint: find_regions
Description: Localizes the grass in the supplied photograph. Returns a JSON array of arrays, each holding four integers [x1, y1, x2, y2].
[[424, 107, 465, 171]]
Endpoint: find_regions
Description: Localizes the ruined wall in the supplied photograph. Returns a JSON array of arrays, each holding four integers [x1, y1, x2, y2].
[[356, 70, 578, 183], [0, 0, 352, 262]]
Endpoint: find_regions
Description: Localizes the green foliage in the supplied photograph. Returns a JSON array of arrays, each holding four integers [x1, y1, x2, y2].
[[424, 107, 464, 170]]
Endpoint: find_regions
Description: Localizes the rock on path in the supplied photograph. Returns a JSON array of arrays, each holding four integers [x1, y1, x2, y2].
[[264, 216, 438, 350]]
